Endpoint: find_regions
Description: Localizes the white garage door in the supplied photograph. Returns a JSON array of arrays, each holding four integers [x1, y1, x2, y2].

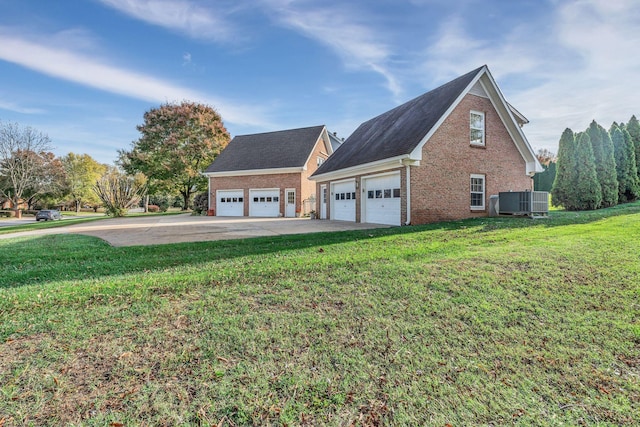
[[363, 173, 401, 226], [216, 190, 244, 216], [249, 189, 280, 217], [331, 181, 356, 222]]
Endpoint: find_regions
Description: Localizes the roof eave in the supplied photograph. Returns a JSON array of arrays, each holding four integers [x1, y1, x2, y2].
[[203, 166, 305, 177], [310, 154, 416, 182]]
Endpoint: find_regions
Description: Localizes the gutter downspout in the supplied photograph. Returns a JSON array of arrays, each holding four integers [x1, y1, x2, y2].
[[207, 175, 212, 212], [405, 164, 411, 225]]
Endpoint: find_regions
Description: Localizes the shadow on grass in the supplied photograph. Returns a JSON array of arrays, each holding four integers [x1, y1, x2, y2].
[[1, 201, 638, 290]]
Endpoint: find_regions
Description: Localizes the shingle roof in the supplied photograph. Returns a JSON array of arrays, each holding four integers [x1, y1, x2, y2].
[[204, 125, 325, 173], [312, 66, 484, 176]]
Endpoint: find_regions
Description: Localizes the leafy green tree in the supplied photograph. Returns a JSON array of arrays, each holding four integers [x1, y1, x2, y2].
[[610, 124, 640, 203], [120, 101, 230, 209], [587, 121, 618, 207], [62, 153, 108, 212], [551, 128, 577, 209], [626, 115, 640, 179], [572, 131, 601, 210]]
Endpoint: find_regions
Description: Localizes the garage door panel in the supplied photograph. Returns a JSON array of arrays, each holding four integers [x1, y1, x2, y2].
[[331, 181, 355, 222], [364, 174, 401, 226], [249, 189, 280, 217], [217, 190, 244, 216]]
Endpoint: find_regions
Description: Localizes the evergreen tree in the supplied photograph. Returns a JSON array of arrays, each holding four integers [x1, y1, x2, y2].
[[622, 128, 639, 200], [551, 128, 577, 209], [586, 121, 618, 207], [572, 132, 602, 210], [626, 115, 640, 179], [533, 161, 556, 191], [611, 124, 640, 202]]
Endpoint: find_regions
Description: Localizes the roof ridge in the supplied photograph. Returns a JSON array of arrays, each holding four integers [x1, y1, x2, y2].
[[234, 124, 325, 139]]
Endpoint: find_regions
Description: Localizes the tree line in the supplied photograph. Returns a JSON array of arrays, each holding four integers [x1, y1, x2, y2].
[[534, 116, 640, 211], [1, 101, 230, 217]]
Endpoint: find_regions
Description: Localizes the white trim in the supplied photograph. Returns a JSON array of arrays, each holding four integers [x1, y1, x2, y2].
[[302, 126, 332, 170], [203, 167, 303, 178], [408, 68, 486, 161], [508, 103, 529, 125], [469, 80, 489, 98], [208, 178, 211, 210], [320, 184, 327, 219], [470, 174, 486, 210], [311, 155, 412, 182], [285, 188, 296, 218], [470, 110, 485, 146], [475, 71, 543, 175], [407, 66, 542, 175]]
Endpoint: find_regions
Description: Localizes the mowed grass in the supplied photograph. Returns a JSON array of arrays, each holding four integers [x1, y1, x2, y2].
[[1, 205, 639, 426]]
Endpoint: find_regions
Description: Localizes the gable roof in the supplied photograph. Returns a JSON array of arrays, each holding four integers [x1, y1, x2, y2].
[[312, 65, 542, 179], [204, 125, 327, 174]]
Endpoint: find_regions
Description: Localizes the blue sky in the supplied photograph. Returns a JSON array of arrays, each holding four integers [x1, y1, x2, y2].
[[1, 0, 639, 165]]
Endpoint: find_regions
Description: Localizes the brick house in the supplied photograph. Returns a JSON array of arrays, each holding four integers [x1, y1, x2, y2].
[[310, 65, 543, 226], [203, 125, 333, 217]]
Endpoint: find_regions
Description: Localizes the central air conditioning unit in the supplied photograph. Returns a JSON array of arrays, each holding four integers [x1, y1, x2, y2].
[[498, 191, 549, 217]]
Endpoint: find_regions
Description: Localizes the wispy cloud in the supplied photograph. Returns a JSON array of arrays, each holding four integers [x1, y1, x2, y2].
[[263, 0, 402, 100], [422, 0, 640, 153], [98, 0, 236, 42], [0, 28, 270, 127], [0, 99, 45, 115]]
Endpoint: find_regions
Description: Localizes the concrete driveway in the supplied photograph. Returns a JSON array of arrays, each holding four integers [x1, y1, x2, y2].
[[0, 214, 388, 247]]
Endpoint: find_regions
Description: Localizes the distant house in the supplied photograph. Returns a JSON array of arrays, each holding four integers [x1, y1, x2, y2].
[[203, 125, 333, 217], [310, 65, 543, 225]]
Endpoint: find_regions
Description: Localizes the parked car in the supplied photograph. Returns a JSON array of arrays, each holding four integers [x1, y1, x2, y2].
[[36, 209, 62, 221]]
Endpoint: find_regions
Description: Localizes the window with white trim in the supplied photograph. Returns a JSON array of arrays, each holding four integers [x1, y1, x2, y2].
[[470, 174, 485, 210], [317, 157, 325, 166], [470, 111, 485, 146]]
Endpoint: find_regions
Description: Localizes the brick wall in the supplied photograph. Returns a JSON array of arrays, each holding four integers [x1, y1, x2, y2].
[[301, 136, 331, 210], [210, 173, 301, 216], [209, 135, 329, 216], [410, 93, 532, 224]]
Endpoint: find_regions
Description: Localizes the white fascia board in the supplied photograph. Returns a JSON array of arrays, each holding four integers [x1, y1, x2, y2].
[[301, 126, 330, 169], [508, 103, 529, 125], [203, 166, 304, 178], [409, 66, 488, 160], [310, 155, 412, 182], [478, 70, 543, 175]]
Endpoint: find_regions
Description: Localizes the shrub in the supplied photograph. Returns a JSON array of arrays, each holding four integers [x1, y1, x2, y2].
[[149, 195, 170, 212], [192, 192, 209, 215], [148, 205, 160, 213]]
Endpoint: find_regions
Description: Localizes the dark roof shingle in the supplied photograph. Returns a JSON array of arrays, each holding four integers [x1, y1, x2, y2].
[[205, 125, 325, 173], [312, 66, 483, 176]]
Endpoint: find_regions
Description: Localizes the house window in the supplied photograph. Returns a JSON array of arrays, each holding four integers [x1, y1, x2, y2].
[[470, 111, 485, 146], [470, 174, 485, 210], [317, 157, 325, 166]]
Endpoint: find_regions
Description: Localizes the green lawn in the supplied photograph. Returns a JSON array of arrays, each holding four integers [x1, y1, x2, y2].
[[1, 204, 639, 426]]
